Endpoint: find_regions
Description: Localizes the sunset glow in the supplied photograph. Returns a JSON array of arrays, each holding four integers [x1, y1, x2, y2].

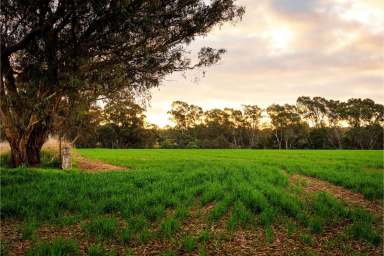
[[263, 26, 294, 54], [147, 0, 384, 127]]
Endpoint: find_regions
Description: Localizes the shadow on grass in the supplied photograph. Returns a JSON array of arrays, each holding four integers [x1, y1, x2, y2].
[[0, 151, 61, 169]]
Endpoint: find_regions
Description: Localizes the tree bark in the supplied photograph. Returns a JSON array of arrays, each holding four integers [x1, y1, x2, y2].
[[274, 131, 282, 149], [6, 123, 49, 167]]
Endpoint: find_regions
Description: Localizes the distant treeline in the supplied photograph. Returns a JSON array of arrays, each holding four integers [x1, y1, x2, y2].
[[66, 97, 383, 149]]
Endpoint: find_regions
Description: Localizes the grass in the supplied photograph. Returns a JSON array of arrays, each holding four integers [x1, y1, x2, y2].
[[26, 237, 79, 256], [87, 244, 116, 256], [182, 235, 196, 252], [82, 217, 118, 240], [21, 220, 38, 240], [198, 229, 210, 243], [1, 149, 383, 255], [160, 216, 180, 239]]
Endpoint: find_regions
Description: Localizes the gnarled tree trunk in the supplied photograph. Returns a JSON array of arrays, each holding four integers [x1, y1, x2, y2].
[[4, 122, 49, 167]]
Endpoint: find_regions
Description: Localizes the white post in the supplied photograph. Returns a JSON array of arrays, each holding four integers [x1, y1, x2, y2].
[[61, 144, 72, 169]]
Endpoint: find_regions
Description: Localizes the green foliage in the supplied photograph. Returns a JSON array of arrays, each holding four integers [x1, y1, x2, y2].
[[306, 192, 347, 233], [227, 201, 253, 231], [121, 228, 133, 244], [300, 233, 314, 246], [87, 244, 116, 256], [159, 217, 179, 238], [175, 206, 190, 220], [264, 226, 274, 243], [83, 217, 118, 240], [76, 97, 383, 150], [259, 208, 277, 227], [347, 222, 381, 246], [198, 229, 210, 243], [2, 0, 244, 167], [287, 221, 297, 236], [121, 215, 152, 244], [138, 229, 152, 244], [208, 196, 233, 223], [198, 246, 208, 256], [21, 220, 38, 240], [26, 238, 79, 256], [1, 149, 382, 253], [160, 251, 176, 256], [182, 235, 196, 252], [347, 208, 381, 245]]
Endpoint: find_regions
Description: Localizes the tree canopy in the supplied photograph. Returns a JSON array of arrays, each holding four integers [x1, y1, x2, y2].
[[68, 96, 383, 150]]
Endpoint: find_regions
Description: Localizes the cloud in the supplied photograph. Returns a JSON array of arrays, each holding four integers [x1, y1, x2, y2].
[[146, 0, 384, 127], [271, 0, 320, 14]]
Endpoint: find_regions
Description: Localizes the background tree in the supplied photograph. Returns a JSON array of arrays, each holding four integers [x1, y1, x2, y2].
[[267, 104, 302, 149], [168, 101, 203, 130], [297, 96, 327, 128], [224, 108, 245, 147], [203, 109, 232, 147], [0, 0, 244, 166], [103, 93, 146, 148], [36, 96, 383, 150], [243, 105, 262, 147], [63, 105, 103, 148], [342, 98, 378, 128], [324, 99, 344, 148]]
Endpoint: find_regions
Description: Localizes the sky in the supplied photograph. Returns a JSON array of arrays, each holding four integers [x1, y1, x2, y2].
[[146, 0, 384, 127]]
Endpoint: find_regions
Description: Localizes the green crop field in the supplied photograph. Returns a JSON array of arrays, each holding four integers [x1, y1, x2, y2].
[[1, 149, 383, 255]]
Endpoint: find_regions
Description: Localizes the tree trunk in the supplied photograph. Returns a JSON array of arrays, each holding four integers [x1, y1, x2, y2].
[[27, 125, 48, 165], [274, 131, 282, 149], [10, 143, 25, 167], [9, 137, 29, 167], [1, 51, 59, 168], [6, 124, 48, 167]]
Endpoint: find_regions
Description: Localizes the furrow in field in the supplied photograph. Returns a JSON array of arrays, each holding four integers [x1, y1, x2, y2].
[[290, 174, 383, 215]]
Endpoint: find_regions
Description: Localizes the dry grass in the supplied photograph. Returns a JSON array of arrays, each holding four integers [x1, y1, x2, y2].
[[42, 137, 62, 154], [0, 141, 11, 155], [0, 137, 69, 164]]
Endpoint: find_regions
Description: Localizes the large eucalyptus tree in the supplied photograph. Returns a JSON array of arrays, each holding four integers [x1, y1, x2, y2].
[[0, 0, 244, 166]]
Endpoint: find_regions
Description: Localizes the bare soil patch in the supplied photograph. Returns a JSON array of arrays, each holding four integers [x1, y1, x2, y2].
[[75, 155, 127, 172], [0, 220, 32, 256], [1, 206, 381, 256], [290, 174, 383, 215]]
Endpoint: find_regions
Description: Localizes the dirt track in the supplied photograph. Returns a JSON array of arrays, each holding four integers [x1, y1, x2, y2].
[[75, 155, 127, 172]]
